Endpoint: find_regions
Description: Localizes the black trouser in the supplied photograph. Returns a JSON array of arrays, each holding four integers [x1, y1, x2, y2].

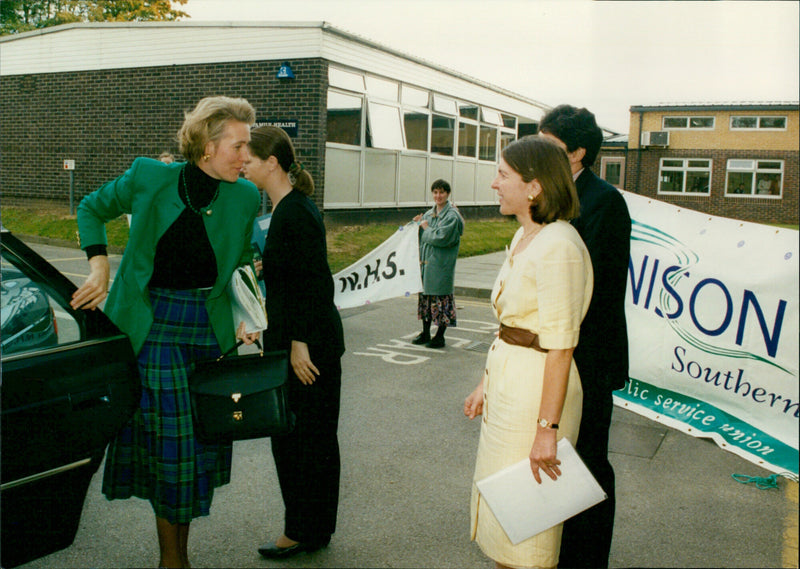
[[559, 384, 616, 569], [271, 356, 342, 544]]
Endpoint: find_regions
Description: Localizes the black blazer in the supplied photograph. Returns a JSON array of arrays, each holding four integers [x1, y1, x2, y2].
[[261, 190, 345, 361], [571, 169, 631, 393]]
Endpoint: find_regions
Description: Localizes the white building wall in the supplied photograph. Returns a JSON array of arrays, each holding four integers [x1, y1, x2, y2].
[[1, 21, 546, 121], [1, 21, 551, 211], [0, 22, 325, 75]]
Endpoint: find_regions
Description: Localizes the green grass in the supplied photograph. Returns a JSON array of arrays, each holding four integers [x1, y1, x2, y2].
[[1, 205, 517, 273], [6, 203, 796, 274], [5, 203, 796, 274], [1, 206, 130, 249]]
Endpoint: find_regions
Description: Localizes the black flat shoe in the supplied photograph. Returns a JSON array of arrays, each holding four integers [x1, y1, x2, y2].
[[258, 539, 329, 559], [427, 336, 445, 348], [411, 332, 431, 345]]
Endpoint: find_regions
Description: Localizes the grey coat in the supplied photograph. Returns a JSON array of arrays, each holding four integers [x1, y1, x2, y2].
[[419, 201, 464, 295]]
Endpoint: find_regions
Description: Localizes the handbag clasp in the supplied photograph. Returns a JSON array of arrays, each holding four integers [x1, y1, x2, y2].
[[232, 393, 242, 403], [233, 411, 243, 421]]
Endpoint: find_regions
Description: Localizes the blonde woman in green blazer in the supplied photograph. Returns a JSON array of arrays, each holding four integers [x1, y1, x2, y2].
[[70, 96, 260, 569]]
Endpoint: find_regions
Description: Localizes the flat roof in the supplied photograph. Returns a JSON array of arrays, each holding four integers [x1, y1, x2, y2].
[[630, 102, 799, 112], [1, 20, 551, 114]]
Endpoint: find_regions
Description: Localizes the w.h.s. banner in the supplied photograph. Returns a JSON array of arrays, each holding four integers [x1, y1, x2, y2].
[[333, 222, 422, 310], [618, 191, 798, 475]]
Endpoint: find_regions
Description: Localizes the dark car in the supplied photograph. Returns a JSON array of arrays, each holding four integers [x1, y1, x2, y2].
[[1, 229, 140, 568]]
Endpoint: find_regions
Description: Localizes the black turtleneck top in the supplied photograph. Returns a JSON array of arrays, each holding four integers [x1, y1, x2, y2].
[[149, 162, 219, 289], [85, 161, 219, 290]]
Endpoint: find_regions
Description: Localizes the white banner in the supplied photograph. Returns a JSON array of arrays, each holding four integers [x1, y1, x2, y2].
[[615, 191, 799, 474], [333, 222, 422, 310]]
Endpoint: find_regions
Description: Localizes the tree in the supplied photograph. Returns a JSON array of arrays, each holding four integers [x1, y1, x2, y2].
[[0, 0, 188, 36]]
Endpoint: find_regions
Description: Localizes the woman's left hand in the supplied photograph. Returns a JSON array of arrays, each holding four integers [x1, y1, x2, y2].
[[291, 340, 320, 385], [529, 428, 561, 484], [236, 321, 260, 345]]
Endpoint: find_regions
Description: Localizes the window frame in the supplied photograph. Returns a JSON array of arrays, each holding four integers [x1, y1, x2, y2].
[[365, 100, 405, 151], [478, 125, 498, 162], [365, 75, 399, 102], [325, 88, 365, 147], [457, 119, 478, 158], [725, 159, 784, 199], [328, 66, 365, 92], [430, 113, 456, 156], [401, 84, 429, 108], [657, 157, 713, 195], [730, 115, 788, 131], [600, 156, 625, 188], [662, 116, 716, 130]]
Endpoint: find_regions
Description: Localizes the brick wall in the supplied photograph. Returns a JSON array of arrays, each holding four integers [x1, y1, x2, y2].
[[0, 58, 329, 211], [623, 148, 799, 225]]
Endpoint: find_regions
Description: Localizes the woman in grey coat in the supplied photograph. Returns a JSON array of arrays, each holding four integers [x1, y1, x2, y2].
[[411, 179, 464, 348]]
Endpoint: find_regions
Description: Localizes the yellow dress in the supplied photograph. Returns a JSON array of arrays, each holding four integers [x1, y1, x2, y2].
[[470, 221, 593, 568]]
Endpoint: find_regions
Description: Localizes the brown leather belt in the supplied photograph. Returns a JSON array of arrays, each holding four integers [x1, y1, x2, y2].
[[498, 324, 548, 353]]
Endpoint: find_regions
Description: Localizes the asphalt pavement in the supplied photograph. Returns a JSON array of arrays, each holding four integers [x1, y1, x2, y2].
[[14, 241, 800, 569]]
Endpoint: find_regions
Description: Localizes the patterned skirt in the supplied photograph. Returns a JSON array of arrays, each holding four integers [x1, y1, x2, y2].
[[101, 287, 233, 524], [417, 293, 457, 327]]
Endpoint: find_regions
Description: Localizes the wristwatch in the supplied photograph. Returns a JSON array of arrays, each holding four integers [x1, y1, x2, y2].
[[537, 418, 559, 429]]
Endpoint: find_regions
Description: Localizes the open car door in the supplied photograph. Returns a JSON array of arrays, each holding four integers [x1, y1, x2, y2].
[[1, 231, 140, 568]]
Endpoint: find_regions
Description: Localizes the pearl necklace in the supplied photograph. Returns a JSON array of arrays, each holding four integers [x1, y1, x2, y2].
[[180, 165, 220, 216]]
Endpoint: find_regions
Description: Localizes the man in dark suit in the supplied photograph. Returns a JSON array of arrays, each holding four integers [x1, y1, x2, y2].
[[539, 105, 631, 569]]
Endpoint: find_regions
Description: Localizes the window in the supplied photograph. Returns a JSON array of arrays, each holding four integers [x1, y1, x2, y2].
[[458, 102, 479, 120], [366, 102, 404, 150], [401, 85, 429, 107], [501, 114, 517, 129], [431, 114, 455, 156], [1, 250, 80, 354], [481, 108, 503, 126], [500, 131, 516, 154], [458, 121, 477, 157], [601, 157, 625, 188], [759, 116, 787, 129], [328, 67, 365, 92], [433, 94, 457, 115], [326, 91, 362, 146], [662, 116, 715, 130], [726, 160, 783, 198], [365, 76, 398, 102], [730, 116, 757, 129], [730, 116, 787, 130], [403, 110, 429, 151], [658, 158, 712, 194], [479, 125, 497, 161]]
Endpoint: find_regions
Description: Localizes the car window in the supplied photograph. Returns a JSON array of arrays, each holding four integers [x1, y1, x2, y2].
[[1, 250, 80, 355]]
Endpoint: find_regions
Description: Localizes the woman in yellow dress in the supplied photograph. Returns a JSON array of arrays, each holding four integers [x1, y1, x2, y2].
[[464, 136, 593, 569]]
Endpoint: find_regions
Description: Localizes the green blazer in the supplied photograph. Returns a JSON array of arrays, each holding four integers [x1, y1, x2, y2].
[[77, 157, 260, 355]]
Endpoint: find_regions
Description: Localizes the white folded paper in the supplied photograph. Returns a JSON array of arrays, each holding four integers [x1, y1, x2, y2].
[[228, 265, 268, 334], [475, 438, 607, 544]]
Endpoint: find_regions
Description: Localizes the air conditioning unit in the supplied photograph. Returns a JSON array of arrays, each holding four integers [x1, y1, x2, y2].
[[641, 131, 669, 147]]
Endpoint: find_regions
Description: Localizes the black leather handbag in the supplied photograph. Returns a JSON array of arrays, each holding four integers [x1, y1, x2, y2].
[[189, 340, 294, 442]]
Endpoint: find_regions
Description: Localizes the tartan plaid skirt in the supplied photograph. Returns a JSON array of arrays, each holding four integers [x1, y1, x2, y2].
[[101, 287, 233, 524]]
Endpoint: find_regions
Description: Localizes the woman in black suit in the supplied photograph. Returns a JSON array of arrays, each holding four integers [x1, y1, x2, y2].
[[244, 126, 345, 559]]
